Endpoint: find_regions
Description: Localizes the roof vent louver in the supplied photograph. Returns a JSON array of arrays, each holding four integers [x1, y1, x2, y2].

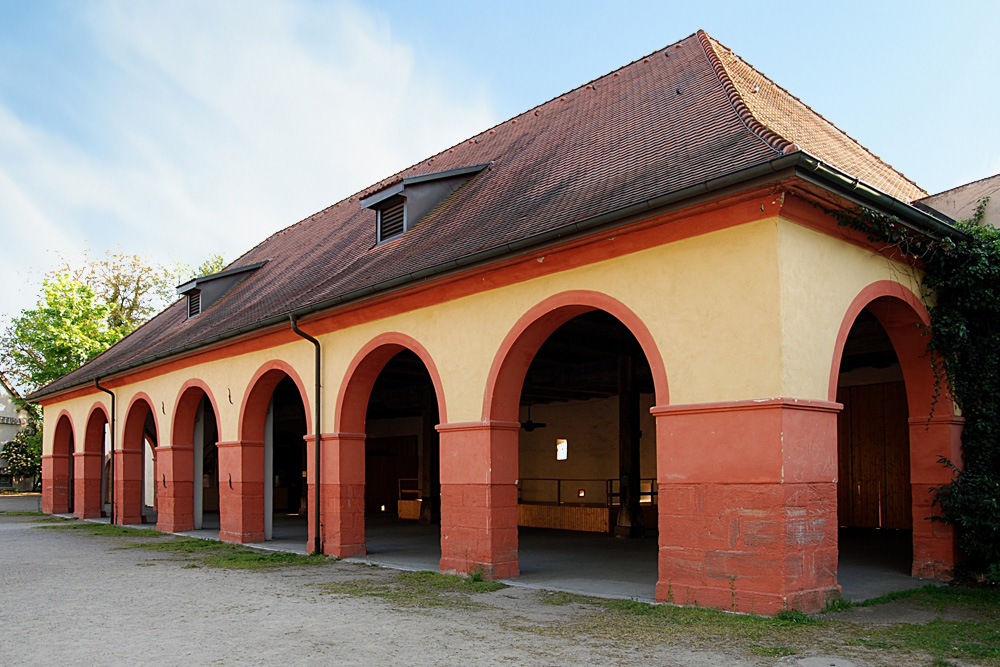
[[378, 198, 406, 242], [187, 291, 202, 318]]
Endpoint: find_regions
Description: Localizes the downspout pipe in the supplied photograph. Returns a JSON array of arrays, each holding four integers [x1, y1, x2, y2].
[[289, 314, 322, 555], [94, 379, 115, 525]]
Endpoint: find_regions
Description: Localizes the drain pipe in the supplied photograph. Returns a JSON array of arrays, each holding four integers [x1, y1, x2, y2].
[[94, 379, 116, 525], [290, 314, 322, 555]]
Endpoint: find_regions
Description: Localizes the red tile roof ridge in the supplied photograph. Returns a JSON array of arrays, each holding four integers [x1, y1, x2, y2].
[[696, 30, 789, 156], [699, 31, 926, 200]]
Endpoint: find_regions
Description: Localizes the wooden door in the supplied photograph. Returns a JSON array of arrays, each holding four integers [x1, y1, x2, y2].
[[837, 382, 911, 529]]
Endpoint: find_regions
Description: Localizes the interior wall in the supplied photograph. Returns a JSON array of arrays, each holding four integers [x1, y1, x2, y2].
[[518, 393, 656, 504]]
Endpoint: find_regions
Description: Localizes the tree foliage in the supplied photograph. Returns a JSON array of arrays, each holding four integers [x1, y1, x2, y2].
[[2, 275, 121, 391], [53, 249, 184, 335], [2, 249, 227, 395], [835, 197, 1000, 583]]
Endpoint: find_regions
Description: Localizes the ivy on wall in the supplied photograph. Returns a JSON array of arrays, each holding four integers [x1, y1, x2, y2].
[[833, 197, 1000, 585]]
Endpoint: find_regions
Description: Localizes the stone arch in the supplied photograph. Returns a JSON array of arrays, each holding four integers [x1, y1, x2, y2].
[[335, 332, 448, 434], [831, 279, 960, 579], [75, 402, 110, 519], [43, 411, 75, 514], [161, 379, 222, 532], [483, 290, 669, 422], [238, 360, 311, 443], [119, 393, 159, 525], [222, 360, 311, 544]]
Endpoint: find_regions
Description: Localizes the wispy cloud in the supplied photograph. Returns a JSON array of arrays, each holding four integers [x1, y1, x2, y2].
[[0, 0, 494, 322]]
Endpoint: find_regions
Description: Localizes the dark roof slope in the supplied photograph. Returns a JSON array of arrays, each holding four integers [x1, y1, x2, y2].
[[31, 31, 926, 399]]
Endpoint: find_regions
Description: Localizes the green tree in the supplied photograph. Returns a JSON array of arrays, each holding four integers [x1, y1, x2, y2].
[[1, 275, 120, 392], [1, 249, 227, 396], [194, 252, 228, 278]]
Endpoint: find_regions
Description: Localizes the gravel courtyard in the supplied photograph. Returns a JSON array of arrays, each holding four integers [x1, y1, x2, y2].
[[2, 495, 995, 666]]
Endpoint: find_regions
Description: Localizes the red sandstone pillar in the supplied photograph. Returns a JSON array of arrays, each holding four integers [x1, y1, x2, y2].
[[42, 454, 70, 514], [437, 421, 520, 580], [114, 448, 144, 524], [156, 444, 194, 533], [652, 398, 841, 614], [73, 451, 103, 519], [909, 414, 963, 579], [308, 432, 365, 557], [217, 440, 265, 543]]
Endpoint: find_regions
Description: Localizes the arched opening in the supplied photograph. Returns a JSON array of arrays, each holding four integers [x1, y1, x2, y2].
[[234, 364, 311, 547], [167, 383, 221, 534], [77, 406, 109, 519], [267, 376, 308, 544], [832, 284, 960, 595], [47, 413, 75, 514], [482, 292, 668, 592], [835, 308, 912, 589], [362, 349, 442, 567], [120, 397, 159, 524], [514, 310, 659, 596]]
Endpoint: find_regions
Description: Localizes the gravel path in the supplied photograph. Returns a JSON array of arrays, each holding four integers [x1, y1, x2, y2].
[[0, 495, 761, 666]]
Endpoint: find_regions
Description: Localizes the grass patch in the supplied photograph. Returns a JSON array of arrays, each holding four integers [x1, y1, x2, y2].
[[0, 510, 47, 516], [36, 522, 162, 538], [200, 550, 326, 570], [126, 536, 327, 570], [124, 537, 241, 554], [320, 571, 505, 609], [871, 618, 1000, 663]]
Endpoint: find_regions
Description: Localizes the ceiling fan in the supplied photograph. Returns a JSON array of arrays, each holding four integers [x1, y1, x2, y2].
[[521, 403, 547, 432]]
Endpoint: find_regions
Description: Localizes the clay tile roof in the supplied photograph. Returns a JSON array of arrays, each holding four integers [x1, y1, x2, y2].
[[30, 31, 927, 399], [698, 32, 926, 202]]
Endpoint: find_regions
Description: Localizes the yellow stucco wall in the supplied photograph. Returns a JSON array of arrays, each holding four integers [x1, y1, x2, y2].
[[42, 211, 928, 455], [776, 218, 923, 401]]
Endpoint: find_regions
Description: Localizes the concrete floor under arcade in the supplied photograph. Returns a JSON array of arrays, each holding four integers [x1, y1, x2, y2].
[[65, 510, 922, 604]]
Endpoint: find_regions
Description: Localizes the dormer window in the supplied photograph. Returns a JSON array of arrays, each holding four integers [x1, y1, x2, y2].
[[361, 163, 491, 244], [376, 195, 407, 242], [177, 260, 267, 320]]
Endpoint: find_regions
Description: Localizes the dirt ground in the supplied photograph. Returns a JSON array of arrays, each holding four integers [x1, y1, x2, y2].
[[0, 495, 990, 666]]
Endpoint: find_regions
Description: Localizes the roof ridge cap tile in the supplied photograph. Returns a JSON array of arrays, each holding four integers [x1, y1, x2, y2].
[[701, 31, 926, 198], [696, 30, 788, 156]]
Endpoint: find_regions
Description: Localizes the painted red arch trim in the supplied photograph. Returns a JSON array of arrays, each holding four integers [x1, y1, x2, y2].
[[828, 280, 930, 402], [52, 410, 76, 455], [122, 392, 160, 452], [483, 290, 669, 422], [335, 332, 448, 434], [83, 401, 111, 455], [171, 379, 222, 445], [238, 359, 312, 442]]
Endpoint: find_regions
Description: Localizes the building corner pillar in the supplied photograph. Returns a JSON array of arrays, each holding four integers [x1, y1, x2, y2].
[[652, 398, 842, 614], [909, 414, 963, 580]]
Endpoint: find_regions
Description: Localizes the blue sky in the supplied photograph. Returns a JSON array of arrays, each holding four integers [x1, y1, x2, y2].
[[1, 0, 998, 324]]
